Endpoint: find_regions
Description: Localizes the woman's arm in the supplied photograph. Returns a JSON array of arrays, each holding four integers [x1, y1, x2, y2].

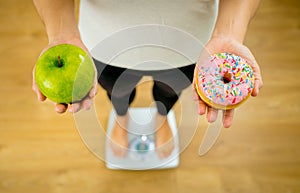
[[212, 0, 260, 43], [33, 0, 80, 43], [32, 0, 97, 113], [194, 0, 263, 127]]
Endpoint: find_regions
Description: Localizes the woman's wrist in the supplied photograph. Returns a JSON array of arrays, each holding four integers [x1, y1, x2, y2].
[[211, 25, 246, 44], [210, 33, 242, 44], [48, 31, 81, 45], [211, 14, 249, 44]]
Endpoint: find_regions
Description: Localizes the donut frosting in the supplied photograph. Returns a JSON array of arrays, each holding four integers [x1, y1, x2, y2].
[[196, 52, 254, 109]]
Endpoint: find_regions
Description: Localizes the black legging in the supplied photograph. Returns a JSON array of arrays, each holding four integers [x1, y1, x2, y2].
[[94, 59, 195, 116]]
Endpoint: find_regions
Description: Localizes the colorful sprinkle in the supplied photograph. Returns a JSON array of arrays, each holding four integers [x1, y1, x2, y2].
[[196, 52, 255, 108]]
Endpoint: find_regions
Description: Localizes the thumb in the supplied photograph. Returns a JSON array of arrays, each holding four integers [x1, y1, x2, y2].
[[32, 65, 46, 101]]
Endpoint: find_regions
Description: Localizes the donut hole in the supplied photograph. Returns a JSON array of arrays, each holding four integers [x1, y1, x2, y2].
[[222, 72, 232, 84]]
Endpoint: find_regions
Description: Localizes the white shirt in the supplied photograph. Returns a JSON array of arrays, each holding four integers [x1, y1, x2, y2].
[[78, 0, 218, 70]]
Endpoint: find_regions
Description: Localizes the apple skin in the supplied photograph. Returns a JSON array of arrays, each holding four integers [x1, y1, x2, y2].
[[35, 44, 95, 104]]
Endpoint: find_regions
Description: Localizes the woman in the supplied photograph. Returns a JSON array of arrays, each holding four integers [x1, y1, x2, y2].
[[32, 0, 263, 158]]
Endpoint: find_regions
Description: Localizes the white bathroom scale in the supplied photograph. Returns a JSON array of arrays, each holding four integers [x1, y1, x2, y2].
[[105, 107, 180, 170]]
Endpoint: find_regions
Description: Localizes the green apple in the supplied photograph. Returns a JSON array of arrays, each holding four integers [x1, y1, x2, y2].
[[35, 44, 95, 104]]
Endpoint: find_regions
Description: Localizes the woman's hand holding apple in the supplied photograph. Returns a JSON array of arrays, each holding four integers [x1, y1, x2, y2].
[[32, 37, 98, 114]]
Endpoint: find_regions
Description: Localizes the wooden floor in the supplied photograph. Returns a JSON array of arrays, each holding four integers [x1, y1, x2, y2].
[[1, 1, 300, 193]]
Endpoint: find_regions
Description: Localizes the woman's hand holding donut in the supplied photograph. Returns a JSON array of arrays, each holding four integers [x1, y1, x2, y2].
[[193, 36, 263, 128]]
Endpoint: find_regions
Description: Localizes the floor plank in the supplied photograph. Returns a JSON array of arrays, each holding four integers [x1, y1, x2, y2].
[[0, 0, 299, 193]]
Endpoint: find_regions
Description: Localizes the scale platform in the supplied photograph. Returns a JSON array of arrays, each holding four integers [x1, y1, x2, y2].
[[105, 107, 179, 170]]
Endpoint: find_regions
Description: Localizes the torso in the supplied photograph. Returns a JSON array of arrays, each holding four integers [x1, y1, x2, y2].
[[78, 0, 218, 70]]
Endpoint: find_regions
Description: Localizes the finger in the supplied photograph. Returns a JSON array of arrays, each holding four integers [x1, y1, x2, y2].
[[69, 103, 81, 113], [36, 89, 46, 101], [192, 68, 200, 101], [239, 49, 263, 97], [32, 68, 47, 101], [55, 103, 68, 113], [89, 86, 98, 98], [252, 78, 263, 97], [222, 109, 234, 128], [192, 86, 199, 101], [82, 98, 92, 110], [193, 67, 207, 115], [197, 99, 207, 115], [89, 62, 99, 98], [207, 107, 218, 123], [252, 79, 260, 97], [32, 84, 47, 101]]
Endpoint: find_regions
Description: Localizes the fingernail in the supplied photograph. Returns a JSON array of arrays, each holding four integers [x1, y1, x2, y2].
[[200, 109, 205, 115], [208, 114, 216, 123], [69, 106, 74, 113], [84, 101, 92, 110], [89, 89, 96, 97], [89, 91, 94, 98], [223, 121, 230, 128], [37, 94, 42, 101], [55, 106, 64, 113]]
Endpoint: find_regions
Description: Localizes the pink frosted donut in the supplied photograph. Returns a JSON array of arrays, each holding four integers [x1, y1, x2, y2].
[[194, 52, 255, 110]]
